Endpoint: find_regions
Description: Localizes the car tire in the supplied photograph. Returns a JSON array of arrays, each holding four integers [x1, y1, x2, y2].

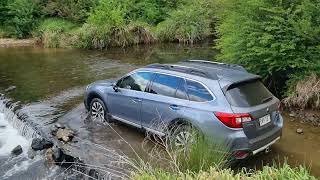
[[89, 98, 112, 123], [169, 123, 195, 151]]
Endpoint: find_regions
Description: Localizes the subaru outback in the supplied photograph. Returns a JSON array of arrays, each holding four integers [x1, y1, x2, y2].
[[84, 60, 283, 159]]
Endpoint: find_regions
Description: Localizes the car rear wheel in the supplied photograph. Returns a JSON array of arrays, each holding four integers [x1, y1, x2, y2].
[[170, 124, 195, 152], [89, 98, 112, 123]]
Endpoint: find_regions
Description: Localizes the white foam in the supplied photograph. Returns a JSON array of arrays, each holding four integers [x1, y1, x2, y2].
[[0, 112, 30, 156]]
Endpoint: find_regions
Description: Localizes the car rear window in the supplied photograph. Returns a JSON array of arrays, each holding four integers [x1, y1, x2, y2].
[[225, 80, 273, 107]]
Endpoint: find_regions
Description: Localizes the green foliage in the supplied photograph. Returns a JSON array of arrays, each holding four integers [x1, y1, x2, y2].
[[176, 132, 228, 173], [36, 18, 78, 47], [133, 162, 316, 180], [40, 0, 98, 23], [216, 0, 320, 95], [6, 0, 41, 38], [0, 0, 9, 25], [129, 0, 181, 25], [75, 0, 155, 49], [156, 0, 215, 43]]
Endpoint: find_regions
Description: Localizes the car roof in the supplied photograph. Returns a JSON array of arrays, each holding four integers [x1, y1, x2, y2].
[[141, 60, 261, 91]]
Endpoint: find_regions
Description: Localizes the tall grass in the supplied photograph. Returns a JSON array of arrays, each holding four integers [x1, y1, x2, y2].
[[283, 74, 320, 110], [35, 18, 79, 48], [175, 131, 229, 173], [133, 163, 316, 180], [155, 0, 215, 44]]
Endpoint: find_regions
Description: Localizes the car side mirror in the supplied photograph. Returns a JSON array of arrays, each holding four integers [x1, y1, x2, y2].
[[113, 84, 120, 92]]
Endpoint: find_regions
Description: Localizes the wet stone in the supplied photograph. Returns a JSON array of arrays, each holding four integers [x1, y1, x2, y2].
[[56, 128, 74, 142], [28, 149, 36, 159], [289, 112, 295, 117], [55, 123, 65, 129], [4, 86, 16, 92], [11, 145, 23, 156], [31, 138, 54, 151], [296, 128, 303, 134]]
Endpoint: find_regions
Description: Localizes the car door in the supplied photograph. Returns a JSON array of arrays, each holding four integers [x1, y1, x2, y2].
[[141, 73, 188, 133], [107, 72, 154, 126]]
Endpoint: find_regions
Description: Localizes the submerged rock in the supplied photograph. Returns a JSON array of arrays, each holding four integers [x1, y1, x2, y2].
[[4, 86, 16, 92], [296, 128, 303, 134], [289, 112, 295, 117], [31, 138, 54, 151], [11, 145, 23, 156], [45, 148, 55, 166], [56, 128, 74, 142], [28, 149, 36, 159], [55, 123, 65, 129]]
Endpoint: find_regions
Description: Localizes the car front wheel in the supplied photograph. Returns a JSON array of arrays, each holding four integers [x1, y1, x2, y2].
[[89, 98, 111, 123]]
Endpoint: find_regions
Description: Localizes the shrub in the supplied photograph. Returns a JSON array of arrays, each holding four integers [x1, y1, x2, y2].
[[36, 18, 78, 48], [6, 0, 41, 38], [155, 0, 215, 43], [0, 0, 9, 25], [129, 0, 181, 25], [40, 0, 98, 23], [216, 0, 320, 96], [75, 0, 155, 49]]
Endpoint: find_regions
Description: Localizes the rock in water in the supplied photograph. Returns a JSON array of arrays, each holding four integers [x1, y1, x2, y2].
[[56, 128, 74, 142], [28, 149, 36, 159], [31, 138, 53, 151], [11, 145, 23, 156], [4, 86, 16, 92], [45, 148, 55, 166], [296, 128, 303, 134]]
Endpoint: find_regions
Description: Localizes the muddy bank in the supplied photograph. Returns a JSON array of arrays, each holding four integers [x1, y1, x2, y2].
[[0, 38, 36, 47]]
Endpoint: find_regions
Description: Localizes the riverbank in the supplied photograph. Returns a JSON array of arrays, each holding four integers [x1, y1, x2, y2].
[[0, 38, 36, 47]]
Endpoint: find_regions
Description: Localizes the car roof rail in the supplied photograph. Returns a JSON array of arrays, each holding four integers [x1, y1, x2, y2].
[[182, 60, 247, 72], [145, 63, 218, 79]]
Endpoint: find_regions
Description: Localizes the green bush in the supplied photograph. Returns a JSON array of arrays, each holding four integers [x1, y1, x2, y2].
[[36, 18, 78, 48], [0, 0, 9, 25], [216, 0, 320, 95], [129, 0, 181, 25], [75, 0, 155, 49], [155, 0, 215, 44], [6, 0, 41, 38], [40, 0, 98, 23]]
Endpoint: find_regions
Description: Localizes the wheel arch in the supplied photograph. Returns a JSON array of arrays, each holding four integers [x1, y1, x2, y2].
[[86, 92, 104, 109]]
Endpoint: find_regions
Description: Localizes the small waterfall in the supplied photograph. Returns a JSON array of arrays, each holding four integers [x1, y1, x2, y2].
[[0, 97, 41, 139]]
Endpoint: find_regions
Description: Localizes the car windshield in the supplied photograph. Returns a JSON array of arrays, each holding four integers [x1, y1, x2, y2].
[[225, 80, 273, 107]]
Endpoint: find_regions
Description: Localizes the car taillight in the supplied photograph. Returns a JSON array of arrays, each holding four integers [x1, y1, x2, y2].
[[214, 112, 252, 128]]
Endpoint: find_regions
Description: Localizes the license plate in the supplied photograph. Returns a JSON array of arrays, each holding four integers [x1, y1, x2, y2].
[[259, 114, 271, 126]]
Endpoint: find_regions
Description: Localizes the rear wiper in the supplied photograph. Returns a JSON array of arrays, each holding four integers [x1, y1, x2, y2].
[[261, 96, 273, 103]]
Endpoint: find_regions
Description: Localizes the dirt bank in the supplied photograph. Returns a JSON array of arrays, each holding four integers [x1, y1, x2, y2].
[[0, 38, 36, 47]]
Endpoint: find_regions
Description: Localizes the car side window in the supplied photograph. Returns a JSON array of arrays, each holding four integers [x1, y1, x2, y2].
[[175, 79, 188, 100], [186, 80, 213, 102], [116, 72, 153, 92], [149, 74, 181, 98]]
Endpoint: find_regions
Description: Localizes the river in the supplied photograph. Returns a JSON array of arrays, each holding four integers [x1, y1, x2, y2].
[[0, 43, 319, 179]]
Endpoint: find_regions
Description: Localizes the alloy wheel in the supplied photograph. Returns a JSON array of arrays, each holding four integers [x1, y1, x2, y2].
[[91, 101, 105, 123]]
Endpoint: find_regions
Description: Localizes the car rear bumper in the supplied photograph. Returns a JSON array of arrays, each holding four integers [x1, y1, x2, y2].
[[252, 136, 280, 155]]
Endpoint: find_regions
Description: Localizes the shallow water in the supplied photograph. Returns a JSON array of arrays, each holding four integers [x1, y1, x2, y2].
[[0, 43, 319, 178]]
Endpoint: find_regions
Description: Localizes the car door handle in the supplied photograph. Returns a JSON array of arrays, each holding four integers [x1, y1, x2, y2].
[[131, 98, 142, 103], [169, 104, 180, 111]]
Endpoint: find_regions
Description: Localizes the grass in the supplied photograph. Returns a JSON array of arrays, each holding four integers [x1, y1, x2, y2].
[[35, 18, 79, 48], [133, 163, 316, 180], [283, 74, 320, 110], [131, 129, 316, 180], [0, 25, 13, 38], [155, 0, 215, 44]]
